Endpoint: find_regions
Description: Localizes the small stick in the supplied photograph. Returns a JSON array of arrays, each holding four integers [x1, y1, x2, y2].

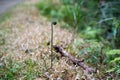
[[53, 45, 96, 74], [50, 22, 57, 68]]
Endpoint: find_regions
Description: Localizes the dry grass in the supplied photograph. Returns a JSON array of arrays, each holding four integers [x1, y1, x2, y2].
[[0, 0, 94, 80]]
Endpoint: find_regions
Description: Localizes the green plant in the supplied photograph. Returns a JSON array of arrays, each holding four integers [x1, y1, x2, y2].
[[21, 59, 39, 80], [74, 39, 105, 66], [0, 59, 22, 80], [99, 1, 120, 48], [0, 58, 43, 80], [106, 50, 120, 74]]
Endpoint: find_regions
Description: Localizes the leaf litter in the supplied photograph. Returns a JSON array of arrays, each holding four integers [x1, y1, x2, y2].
[[0, 0, 95, 79]]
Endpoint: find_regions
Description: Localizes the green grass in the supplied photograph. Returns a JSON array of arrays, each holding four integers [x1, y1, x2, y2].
[[0, 11, 11, 24], [0, 58, 43, 80]]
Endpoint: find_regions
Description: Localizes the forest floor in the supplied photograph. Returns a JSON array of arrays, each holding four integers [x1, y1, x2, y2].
[[0, 0, 95, 80]]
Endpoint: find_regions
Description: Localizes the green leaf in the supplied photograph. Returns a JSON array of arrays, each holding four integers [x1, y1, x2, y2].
[[110, 57, 120, 63], [106, 50, 120, 55], [116, 69, 120, 74], [106, 68, 116, 73]]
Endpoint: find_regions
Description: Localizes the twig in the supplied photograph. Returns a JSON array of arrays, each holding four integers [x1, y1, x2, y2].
[[53, 45, 96, 74]]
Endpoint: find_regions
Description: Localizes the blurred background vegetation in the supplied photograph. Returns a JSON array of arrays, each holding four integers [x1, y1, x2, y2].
[[36, 0, 120, 79]]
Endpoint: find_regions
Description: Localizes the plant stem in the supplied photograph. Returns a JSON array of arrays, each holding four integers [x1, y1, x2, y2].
[[50, 23, 53, 68], [50, 22, 56, 68]]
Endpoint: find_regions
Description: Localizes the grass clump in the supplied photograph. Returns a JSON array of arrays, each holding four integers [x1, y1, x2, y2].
[[0, 58, 22, 80], [0, 58, 43, 80]]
